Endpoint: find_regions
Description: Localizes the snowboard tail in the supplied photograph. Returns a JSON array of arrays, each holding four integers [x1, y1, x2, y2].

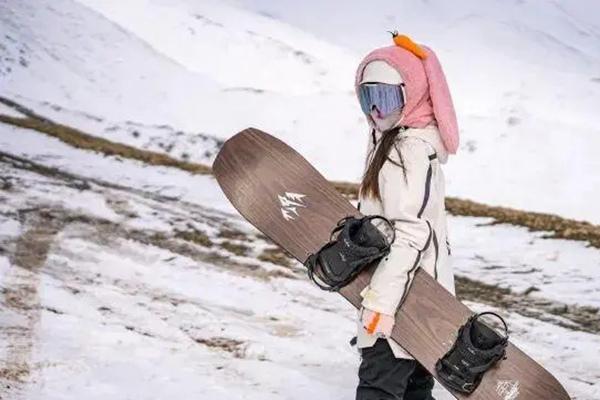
[[212, 128, 571, 400]]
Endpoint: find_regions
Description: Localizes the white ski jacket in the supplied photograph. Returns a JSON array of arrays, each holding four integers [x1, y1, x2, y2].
[[356, 124, 456, 359]]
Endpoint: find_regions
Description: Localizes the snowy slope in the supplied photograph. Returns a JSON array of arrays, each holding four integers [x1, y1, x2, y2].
[[2, 0, 600, 221], [1, 125, 599, 399], [232, 0, 600, 117], [0, 0, 363, 179], [230, 0, 600, 221], [3, 123, 600, 313], [77, 0, 355, 94], [0, 0, 219, 123]]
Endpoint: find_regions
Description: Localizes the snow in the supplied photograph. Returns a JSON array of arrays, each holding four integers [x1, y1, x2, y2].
[[0, 102, 25, 118], [0, 124, 235, 215], [2, 124, 600, 399], [5, 122, 600, 311], [77, 0, 355, 94], [451, 216, 600, 308], [2, 0, 600, 221]]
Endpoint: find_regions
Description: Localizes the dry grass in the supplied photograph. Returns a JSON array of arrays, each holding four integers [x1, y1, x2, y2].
[[2, 96, 600, 249], [217, 227, 248, 240], [220, 240, 251, 256], [0, 365, 30, 383], [0, 114, 211, 176], [258, 247, 293, 268], [445, 197, 600, 248], [193, 336, 247, 358], [174, 229, 214, 248], [456, 276, 600, 334], [331, 180, 359, 198]]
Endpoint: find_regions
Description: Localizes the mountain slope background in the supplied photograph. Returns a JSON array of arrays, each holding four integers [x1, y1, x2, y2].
[[1, 1, 600, 399], [2, 0, 600, 221]]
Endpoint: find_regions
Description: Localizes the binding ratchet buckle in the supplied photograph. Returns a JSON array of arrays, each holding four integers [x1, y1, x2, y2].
[[304, 215, 395, 292], [436, 312, 509, 394]]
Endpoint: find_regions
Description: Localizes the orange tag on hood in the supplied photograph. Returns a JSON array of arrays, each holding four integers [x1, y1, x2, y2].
[[390, 32, 428, 60]]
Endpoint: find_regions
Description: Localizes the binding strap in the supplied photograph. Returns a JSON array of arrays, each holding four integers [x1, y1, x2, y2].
[[435, 312, 509, 394], [305, 215, 395, 291]]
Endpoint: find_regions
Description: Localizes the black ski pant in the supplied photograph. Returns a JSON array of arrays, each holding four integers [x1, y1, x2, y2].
[[356, 338, 435, 400]]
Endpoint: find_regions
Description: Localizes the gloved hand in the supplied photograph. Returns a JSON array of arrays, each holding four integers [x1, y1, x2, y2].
[[360, 307, 395, 337]]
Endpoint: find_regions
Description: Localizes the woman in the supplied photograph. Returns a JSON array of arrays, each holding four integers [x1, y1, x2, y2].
[[353, 34, 459, 400]]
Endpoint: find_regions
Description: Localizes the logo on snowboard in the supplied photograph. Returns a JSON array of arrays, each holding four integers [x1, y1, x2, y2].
[[496, 380, 520, 400], [278, 192, 307, 221]]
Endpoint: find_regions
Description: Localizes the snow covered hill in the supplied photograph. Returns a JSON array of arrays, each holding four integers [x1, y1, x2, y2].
[[0, 0, 361, 174], [1, 0, 600, 221], [231, 0, 600, 221]]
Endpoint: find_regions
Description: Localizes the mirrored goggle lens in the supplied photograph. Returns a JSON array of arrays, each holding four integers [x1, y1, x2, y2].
[[358, 83, 405, 117]]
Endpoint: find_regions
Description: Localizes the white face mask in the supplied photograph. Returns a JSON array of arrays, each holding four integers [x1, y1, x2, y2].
[[370, 107, 403, 133]]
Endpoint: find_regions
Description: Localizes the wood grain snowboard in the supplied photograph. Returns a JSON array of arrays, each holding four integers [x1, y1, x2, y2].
[[212, 128, 571, 400]]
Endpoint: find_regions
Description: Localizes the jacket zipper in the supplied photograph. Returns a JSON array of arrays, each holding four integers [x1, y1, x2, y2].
[[417, 152, 439, 280]]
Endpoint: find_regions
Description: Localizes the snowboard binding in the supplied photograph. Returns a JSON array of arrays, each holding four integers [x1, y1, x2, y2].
[[304, 215, 395, 292], [436, 312, 509, 394]]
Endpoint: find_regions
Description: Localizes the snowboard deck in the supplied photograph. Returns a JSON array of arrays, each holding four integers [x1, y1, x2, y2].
[[212, 128, 571, 400]]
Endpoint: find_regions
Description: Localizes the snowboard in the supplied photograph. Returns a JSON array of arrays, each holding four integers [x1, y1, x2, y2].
[[212, 128, 571, 400]]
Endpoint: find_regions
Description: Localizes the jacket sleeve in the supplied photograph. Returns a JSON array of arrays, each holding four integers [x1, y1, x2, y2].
[[360, 137, 433, 316]]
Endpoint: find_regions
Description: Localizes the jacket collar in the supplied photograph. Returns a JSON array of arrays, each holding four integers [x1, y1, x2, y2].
[[400, 124, 449, 164], [371, 124, 449, 164]]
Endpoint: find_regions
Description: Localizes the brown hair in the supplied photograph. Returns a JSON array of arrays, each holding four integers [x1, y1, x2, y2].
[[359, 127, 406, 202]]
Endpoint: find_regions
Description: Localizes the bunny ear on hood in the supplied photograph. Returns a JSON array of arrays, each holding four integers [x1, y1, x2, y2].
[[421, 45, 459, 154], [355, 34, 460, 155]]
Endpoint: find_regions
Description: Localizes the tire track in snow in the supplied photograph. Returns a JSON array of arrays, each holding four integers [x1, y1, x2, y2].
[[0, 209, 63, 398]]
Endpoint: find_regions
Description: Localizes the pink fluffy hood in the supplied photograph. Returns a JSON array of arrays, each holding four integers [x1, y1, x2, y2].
[[355, 42, 459, 154]]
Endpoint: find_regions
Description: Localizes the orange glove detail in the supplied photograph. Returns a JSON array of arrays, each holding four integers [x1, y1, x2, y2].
[[366, 311, 381, 334], [361, 307, 395, 337]]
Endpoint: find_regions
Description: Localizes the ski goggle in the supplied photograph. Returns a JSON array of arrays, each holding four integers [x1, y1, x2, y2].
[[358, 82, 405, 118]]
